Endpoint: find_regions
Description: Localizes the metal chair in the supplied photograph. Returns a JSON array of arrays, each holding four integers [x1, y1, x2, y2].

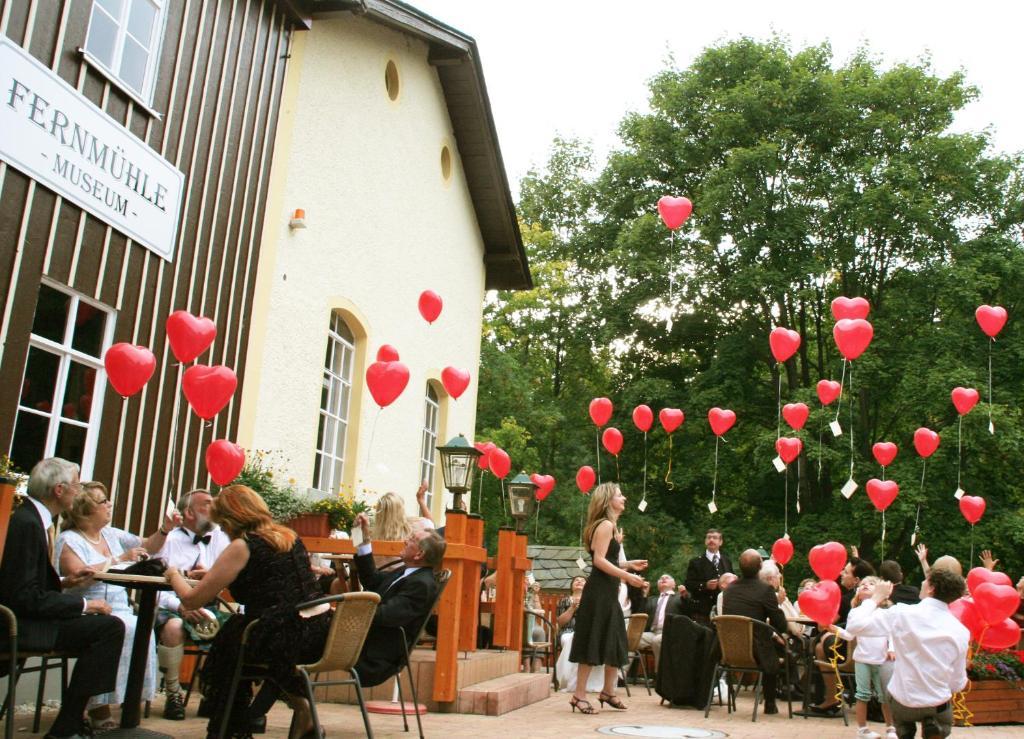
[[620, 613, 652, 696], [217, 591, 381, 739], [0, 604, 70, 738], [522, 607, 557, 688], [704, 614, 792, 722]]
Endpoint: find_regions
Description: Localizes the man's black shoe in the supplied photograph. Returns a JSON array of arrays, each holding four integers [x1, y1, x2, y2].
[[763, 701, 779, 715], [922, 719, 942, 739], [163, 689, 186, 720]]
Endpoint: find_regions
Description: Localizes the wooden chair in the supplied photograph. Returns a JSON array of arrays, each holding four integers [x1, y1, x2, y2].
[[0, 604, 70, 738], [620, 613, 652, 696], [705, 614, 792, 722], [217, 591, 381, 739]]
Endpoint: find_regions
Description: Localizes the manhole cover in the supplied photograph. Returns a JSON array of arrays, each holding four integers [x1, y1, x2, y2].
[[596, 727, 728, 738]]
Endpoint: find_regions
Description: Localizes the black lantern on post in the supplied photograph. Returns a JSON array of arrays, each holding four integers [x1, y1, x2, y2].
[[435, 434, 482, 511], [507, 472, 536, 533]]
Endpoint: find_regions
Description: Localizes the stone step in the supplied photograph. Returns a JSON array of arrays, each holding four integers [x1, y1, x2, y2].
[[455, 672, 552, 716]]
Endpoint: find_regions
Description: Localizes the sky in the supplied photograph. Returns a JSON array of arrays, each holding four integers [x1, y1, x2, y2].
[[412, 1, 1024, 193]]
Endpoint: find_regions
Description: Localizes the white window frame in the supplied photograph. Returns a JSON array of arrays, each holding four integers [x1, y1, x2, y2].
[[82, 0, 168, 108], [313, 313, 355, 494], [418, 384, 440, 510], [11, 279, 115, 479]]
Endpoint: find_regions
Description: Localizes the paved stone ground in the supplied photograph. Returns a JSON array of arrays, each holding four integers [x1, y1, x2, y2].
[[12, 691, 1024, 737]]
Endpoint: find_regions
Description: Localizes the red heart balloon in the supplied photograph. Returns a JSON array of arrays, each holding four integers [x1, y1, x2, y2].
[[182, 364, 238, 420], [771, 536, 794, 566], [775, 437, 803, 465], [708, 408, 736, 437], [797, 580, 842, 627], [632, 405, 653, 432], [966, 566, 1012, 595], [872, 442, 898, 467], [816, 379, 842, 406], [474, 441, 495, 470], [488, 447, 511, 479], [866, 479, 899, 512], [808, 541, 847, 581], [104, 343, 156, 398], [973, 582, 1021, 626], [376, 344, 400, 362], [980, 618, 1022, 651], [418, 290, 443, 323], [530, 473, 555, 501], [831, 296, 871, 321], [589, 397, 613, 427], [659, 408, 684, 434], [949, 597, 985, 643], [913, 427, 940, 458], [959, 495, 986, 525], [166, 311, 217, 364], [782, 403, 809, 430], [833, 318, 874, 360], [576, 465, 596, 494], [441, 367, 471, 400], [365, 361, 410, 408], [657, 195, 693, 230], [769, 327, 801, 363], [205, 439, 245, 486], [975, 305, 1008, 339], [951, 387, 979, 416], [602, 427, 623, 456]]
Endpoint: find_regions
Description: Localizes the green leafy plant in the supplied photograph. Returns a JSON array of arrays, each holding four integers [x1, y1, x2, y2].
[[311, 495, 369, 532], [231, 452, 312, 523], [969, 649, 1024, 683]]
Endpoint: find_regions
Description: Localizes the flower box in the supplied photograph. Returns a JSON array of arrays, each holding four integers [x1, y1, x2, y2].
[[285, 512, 330, 538], [958, 679, 1024, 725]]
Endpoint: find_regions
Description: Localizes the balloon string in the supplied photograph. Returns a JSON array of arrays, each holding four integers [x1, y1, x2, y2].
[[595, 427, 602, 484], [828, 636, 844, 705], [711, 435, 720, 506], [664, 435, 675, 490], [988, 338, 994, 434], [952, 684, 973, 727], [535, 499, 540, 539], [776, 372, 782, 440], [364, 406, 382, 480], [615, 456, 620, 482], [167, 364, 183, 505], [913, 458, 927, 542], [817, 419, 823, 482], [796, 455, 801, 515], [970, 524, 975, 565], [500, 479, 508, 527], [881, 509, 886, 559], [834, 359, 847, 423], [784, 465, 789, 535], [642, 431, 648, 501], [848, 362, 855, 481], [957, 415, 963, 490]]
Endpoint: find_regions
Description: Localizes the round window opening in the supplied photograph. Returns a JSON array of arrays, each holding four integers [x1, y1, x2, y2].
[[385, 60, 400, 101], [440, 145, 452, 181]]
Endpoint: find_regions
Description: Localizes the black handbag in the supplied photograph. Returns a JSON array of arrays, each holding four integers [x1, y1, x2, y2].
[[120, 556, 167, 577]]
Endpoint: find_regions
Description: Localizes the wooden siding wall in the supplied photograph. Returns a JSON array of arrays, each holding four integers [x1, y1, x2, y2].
[[0, 0, 293, 533]]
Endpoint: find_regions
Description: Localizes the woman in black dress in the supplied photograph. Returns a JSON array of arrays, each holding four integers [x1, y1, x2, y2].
[[165, 485, 330, 739], [568, 482, 647, 714]]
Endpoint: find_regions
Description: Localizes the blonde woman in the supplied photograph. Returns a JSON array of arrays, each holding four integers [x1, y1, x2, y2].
[[567, 483, 647, 715], [371, 484, 434, 570]]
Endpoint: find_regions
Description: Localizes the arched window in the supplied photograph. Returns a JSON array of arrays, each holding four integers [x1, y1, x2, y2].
[[418, 383, 440, 509], [312, 312, 355, 493]]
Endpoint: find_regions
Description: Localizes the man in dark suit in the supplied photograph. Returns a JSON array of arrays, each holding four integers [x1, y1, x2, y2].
[[684, 528, 733, 624], [880, 559, 920, 605], [639, 573, 686, 670], [0, 458, 124, 739], [721, 549, 789, 715], [351, 512, 446, 687]]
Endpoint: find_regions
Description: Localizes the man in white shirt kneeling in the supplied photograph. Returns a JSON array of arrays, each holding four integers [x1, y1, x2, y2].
[[845, 568, 969, 739]]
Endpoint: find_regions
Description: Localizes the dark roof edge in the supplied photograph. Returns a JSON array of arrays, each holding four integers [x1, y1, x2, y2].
[[309, 0, 532, 290]]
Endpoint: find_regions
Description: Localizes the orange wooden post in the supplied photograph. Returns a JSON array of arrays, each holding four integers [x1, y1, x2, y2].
[[457, 514, 484, 652], [492, 527, 517, 648], [509, 532, 529, 653], [432, 510, 467, 703], [0, 477, 16, 565]]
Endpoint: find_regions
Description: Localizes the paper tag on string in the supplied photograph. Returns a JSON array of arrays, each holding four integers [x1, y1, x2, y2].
[[707, 500, 718, 514], [772, 456, 786, 473], [829, 420, 843, 437], [911, 531, 917, 546], [954, 487, 965, 500], [841, 478, 858, 499], [638, 499, 648, 513], [575, 557, 587, 571], [989, 420, 995, 435], [796, 501, 801, 513]]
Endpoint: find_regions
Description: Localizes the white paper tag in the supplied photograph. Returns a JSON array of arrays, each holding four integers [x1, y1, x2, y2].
[[575, 557, 587, 571], [638, 499, 648, 512], [830, 420, 843, 437], [911, 531, 917, 546], [841, 478, 858, 498], [708, 500, 718, 513], [772, 456, 786, 472], [350, 526, 364, 547], [954, 487, 965, 500], [989, 420, 995, 435], [796, 500, 801, 513]]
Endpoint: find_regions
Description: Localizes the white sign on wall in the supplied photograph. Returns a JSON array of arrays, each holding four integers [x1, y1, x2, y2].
[[0, 37, 184, 261]]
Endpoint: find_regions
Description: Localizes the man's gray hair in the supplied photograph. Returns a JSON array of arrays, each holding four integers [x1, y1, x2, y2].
[[759, 560, 781, 582], [27, 458, 79, 502], [176, 489, 211, 515]]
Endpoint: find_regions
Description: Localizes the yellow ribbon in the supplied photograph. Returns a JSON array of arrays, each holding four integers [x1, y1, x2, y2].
[[954, 625, 987, 726], [828, 632, 844, 704], [664, 435, 675, 490]]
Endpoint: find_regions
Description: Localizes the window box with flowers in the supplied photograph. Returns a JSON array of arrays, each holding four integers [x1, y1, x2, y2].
[[958, 650, 1024, 725]]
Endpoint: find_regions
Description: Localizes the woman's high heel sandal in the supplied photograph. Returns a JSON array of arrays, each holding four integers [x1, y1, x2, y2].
[[570, 696, 597, 714], [599, 692, 627, 710]]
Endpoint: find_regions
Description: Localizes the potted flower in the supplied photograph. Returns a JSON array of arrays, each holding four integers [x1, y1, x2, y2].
[[0, 454, 24, 564], [230, 453, 326, 535], [959, 649, 1024, 725], [311, 494, 369, 533]]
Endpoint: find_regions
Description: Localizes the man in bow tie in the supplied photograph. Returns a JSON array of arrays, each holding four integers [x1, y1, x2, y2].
[[154, 489, 230, 719], [684, 528, 734, 625], [639, 573, 685, 670], [351, 511, 446, 687]]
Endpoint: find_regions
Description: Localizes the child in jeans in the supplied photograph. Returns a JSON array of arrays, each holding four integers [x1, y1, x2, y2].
[[830, 576, 897, 739]]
